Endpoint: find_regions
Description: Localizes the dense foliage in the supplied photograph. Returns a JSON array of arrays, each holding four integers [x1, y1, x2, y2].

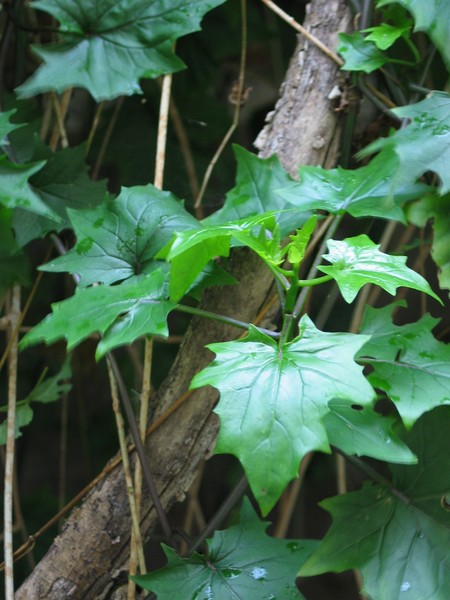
[[1, 0, 449, 598]]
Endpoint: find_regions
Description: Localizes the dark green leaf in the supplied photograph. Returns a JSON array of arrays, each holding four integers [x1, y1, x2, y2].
[[41, 184, 198, 286], [318, 234, 441, 303], [407, 192, 450, 290], [360, 92, 450, 193], [20, 270, 176, 359], [17, 0, 226, 101], [0, 207, 30, 299], [278, 151, 430, 222], [0, 156, 57, 219], [13, 144, 106, 246], [337, 32, 387, 72], [300, 406, 450, 600], [22, 355, 72, 404], [359, 304, 450, 427], [191, 318, 375, 514], [324, 399, 416, 464], [205, 145, 308, 234], [133, 497, 316, 599], [0, 405, 34, 445]]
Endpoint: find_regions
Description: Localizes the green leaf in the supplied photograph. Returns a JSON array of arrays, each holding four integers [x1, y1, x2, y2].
[[286, 216, 317, 265], [0, 405, 34, 445], [20, 270, 176, 359], [363, 22, 411, 50], [324, 400, 417, 464], [133, 497, 317, 599], [378, 0, 450, 69], [360, 92, 450, 194], [205, 145, 308, 234], [41, 184, 198, 286], [191, 318, 375, 514], [164, 212, 288, 301], [0, 357, 72, 443], [407, 192, 450, 291], [278, 151, 430, 222], [337, 32, 388, 72], [0, 156, 58, 219], [12, 143, 106, 246], [318, 234, 441, 304], [0, 207, 30, 299], [0, 109, 23, 145], [300, 406, 450, 600], [17, 0, 226, 101], [359, 305, 450, 428]]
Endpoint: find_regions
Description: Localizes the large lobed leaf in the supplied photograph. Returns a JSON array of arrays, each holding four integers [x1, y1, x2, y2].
[[378, 0, 450, 70], [41, 184, 198, 286], [359, 304, 450, 428], [360, 92, 450, 194], [20, 270, 175, 359], [318, 234, 441, 304], [191, 318, 375, 514], [133, 498, 317, 599], [17, 0, 227, 101], [300, 406, 450, 600], [278, 151, 430, 222]]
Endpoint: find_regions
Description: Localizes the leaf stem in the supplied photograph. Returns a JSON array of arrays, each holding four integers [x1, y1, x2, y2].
[[297, 274, 332, 287], [174, 304, 280, 339]]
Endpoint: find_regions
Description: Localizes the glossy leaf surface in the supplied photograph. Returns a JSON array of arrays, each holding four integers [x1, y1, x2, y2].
[[337, 32, 387, 72], [318, 234, 440, 303], [300, 406, 450, 600], [17, 0, 226, 101], [191, 318, 375, 514], [42, 184, 198, 286], [20, 270, 175, 358], [360, 92, 450, 193], [133, 498, 316, 599]]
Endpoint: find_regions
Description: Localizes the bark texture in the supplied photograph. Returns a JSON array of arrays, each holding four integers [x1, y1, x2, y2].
[[16, 1, 351, 597]]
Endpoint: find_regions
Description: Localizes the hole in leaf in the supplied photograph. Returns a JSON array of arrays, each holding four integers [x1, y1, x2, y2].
[[351, 404, 364, 411]]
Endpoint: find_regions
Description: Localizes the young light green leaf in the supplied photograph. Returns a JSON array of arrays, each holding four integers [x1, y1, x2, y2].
[[300, 406, 450, 600], [16, 0, 226, 101], [164, 212, 285, 301], [407, 192, 450, 291], [0, 156, 57, 219], [20, 270, 176, 359], [318, 234, 441, 304], [378, 0, 450, 69], [360, 92, 450, 193], [12, 144, 106, 246], [133, 497, 317, 599], [363, 22, 411, 50], [358, 303, 450, 427], [0, 207, 30, 300], [191, 318, 375, 514], [324, 399, 416, 464], [337, 32, 388, 72], [278, 150, 430, 222], [287, 216, 317, 265], [0, 405, 34, 445], [41, 184, 198, 286]]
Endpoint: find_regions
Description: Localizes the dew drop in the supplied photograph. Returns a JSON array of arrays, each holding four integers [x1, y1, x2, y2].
[[251, 566, 267, 580], [400, 581, 411, 592]]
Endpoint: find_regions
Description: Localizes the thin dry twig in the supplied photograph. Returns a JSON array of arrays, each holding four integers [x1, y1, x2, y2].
[[260, 0, 344, 67], [50, 89, 72, 150], [106, 358, 146, 575], [194, 0, 248, 211], [3, 285, 21, 600]]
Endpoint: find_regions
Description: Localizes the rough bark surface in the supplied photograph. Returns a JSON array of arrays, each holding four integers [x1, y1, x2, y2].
[[16, 1, 351, 597]]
